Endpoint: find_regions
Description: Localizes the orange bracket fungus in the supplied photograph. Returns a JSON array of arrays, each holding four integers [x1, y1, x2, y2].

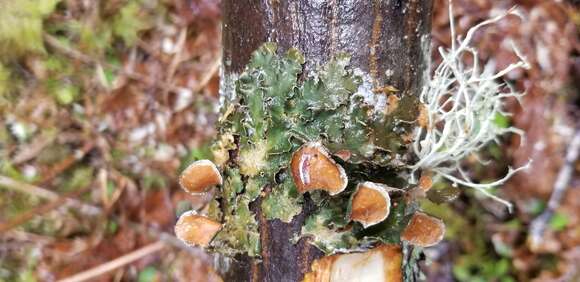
[[350, 182, 391, 228], [401, 212, 445, 247], [290, 142, 348, 195], [174, 211, 222, 247], [302, 244, 402, 282], [179, 160, 222, 195]]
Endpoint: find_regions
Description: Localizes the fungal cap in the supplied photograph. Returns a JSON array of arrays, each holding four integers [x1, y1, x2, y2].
[[334, 150, 352, 162], [174, 211, 221, 247], [179, 160, 222, 195], [350, 182, 391, 228], [302, 244, 402, 282], [401, 211, 445, 247], [418, 172, 433, 192], [290, 142, 348, 196]]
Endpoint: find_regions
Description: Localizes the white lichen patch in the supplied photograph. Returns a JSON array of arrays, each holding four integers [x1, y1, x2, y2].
[[238, 140, 268, 177], [411, 3, 531, 210]]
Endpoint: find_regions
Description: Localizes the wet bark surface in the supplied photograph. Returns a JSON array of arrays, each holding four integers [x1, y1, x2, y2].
[[221, 1, 433, 281]]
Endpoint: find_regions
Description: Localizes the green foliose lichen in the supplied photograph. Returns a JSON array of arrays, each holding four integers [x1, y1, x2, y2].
[[206, 199, 222, 222], [210, 43, 418, 256], [212, 197, 261, 257], [210, 168, 260, 256], [262, 177, 303, 223], [300, 193, 412, 254], [300, 195, 368, 253]]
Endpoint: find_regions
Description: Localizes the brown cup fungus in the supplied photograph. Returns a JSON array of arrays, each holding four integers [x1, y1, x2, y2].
[[290, 142, 348, 195], [350, 182, 391, 228], [302, 244, 402, 282], [174, 211, 221, 247], [401, 211, 445, 247], [179, 160, 222, 195]]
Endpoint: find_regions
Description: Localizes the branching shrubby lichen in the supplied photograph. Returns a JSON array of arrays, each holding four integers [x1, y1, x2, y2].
[[411, 3, 531, 210]]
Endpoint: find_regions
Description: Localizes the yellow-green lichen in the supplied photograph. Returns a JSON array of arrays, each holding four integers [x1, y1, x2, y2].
[[210, 168, 261, 256], [238, 140, 268, 177], [211, 133, 235, 167], [261, 177, 303, 223]]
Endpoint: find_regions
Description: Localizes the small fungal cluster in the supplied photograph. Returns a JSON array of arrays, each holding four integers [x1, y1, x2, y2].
[[175, 149, 444, 251], [173, 42, 452, 279], [174, 160, 222, 247]]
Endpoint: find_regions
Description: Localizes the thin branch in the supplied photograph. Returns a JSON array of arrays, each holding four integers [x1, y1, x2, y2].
[[0, 175, 204, 255], [57, 241, 166, 282], [0, 175, 101, 215], [38, 142, 95, 184], [12, 131, 58, 164], [0, 185, 92, 233], [42, 33, 94, 64], [528, 129, 580, 250], [43, 32, 219, 97]]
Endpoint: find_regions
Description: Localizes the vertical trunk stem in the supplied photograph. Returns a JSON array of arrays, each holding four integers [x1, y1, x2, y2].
[[220, 1, 433, 281]]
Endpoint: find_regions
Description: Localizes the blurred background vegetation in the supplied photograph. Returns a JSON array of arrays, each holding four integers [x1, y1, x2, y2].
[[0, 0, 578, 281]]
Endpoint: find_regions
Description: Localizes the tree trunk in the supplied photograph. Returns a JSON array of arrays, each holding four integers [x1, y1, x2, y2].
[[218, 1, 432, 281]]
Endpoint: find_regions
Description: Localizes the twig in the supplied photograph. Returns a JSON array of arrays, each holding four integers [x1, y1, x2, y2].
[[57, 241, 166, 282], [42, 33, 94, 64], [43, 33, 169, 89], [528, 129, 580, 250], [43, 33, 194, 95], [193, 53, 221, 93], [3, 230, 56, 244], [0, 175, 101, 215], [125, 221, 207, 257], [12, 130, 58, 164], [38, 142, 95, 184], [0, 185, 92, 233], [164, 28, 188, 97], [0, 175, 202, 254]]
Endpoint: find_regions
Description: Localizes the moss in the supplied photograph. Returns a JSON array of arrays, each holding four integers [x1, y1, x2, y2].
[[0, 0, 61, 59], [51, 82, 80, 105], [211, 43, 418, 256], [421, 196, 516, 282], [0, 63, 11, 97], [59, 166, 94, 192], [112, 1, 155, 46], [244, 176, 267, 202]]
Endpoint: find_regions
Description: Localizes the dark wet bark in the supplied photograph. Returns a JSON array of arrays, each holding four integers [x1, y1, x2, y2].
[[221, 1, 432, 281]]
